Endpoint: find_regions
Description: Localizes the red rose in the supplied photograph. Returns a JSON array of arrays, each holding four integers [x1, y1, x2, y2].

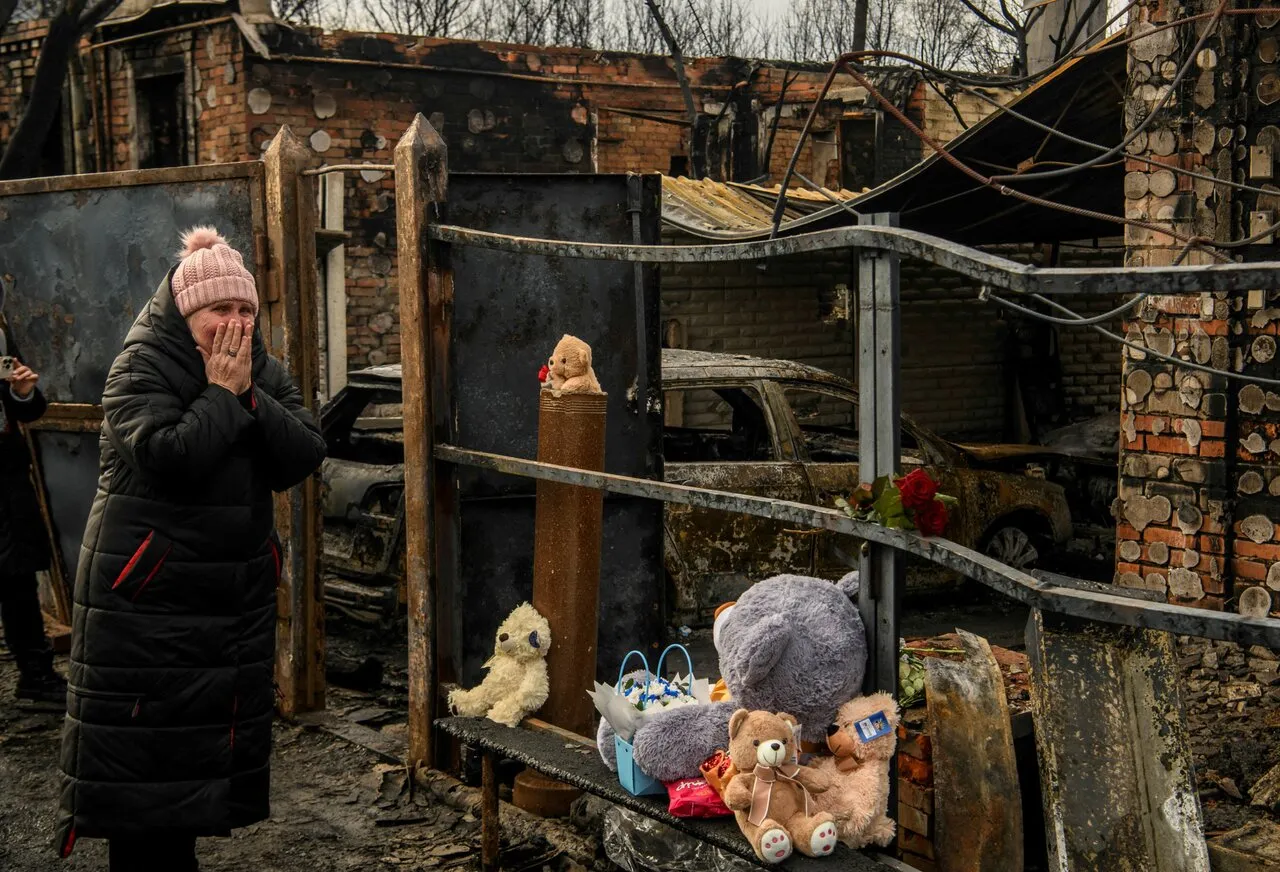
[[895, 469, 938, 511], [538, 364, 550, 383], [915, 499, 948, 537]]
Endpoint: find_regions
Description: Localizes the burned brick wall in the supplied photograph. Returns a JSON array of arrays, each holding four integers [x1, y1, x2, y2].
[[661, 233, 1123, 442], [1, 14, 1015, 376], [1117, 1, 1280, 617], [659, 231, 857, 391], [0, 19, 75, 177], [1055, 243, 1129, 423], [0, 21, 47, 157], [93, 13, 247, 172]]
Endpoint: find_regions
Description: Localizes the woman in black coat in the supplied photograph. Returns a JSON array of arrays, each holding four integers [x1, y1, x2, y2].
[[57, 228, 327, 871]]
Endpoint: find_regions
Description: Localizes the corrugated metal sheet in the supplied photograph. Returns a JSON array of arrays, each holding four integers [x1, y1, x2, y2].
[[850, 34, 1125, 245], [661, 175, 863, 240]]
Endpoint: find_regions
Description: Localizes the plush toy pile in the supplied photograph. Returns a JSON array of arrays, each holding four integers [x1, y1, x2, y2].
[[597, 572, 900, 852]]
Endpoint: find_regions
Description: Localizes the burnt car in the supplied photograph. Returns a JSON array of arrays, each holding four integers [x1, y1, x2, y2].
[[318, 351, 1080, 626]]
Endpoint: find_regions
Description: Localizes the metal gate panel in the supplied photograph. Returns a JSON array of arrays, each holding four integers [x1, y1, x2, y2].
[[447, 173, 663, 684], [0, 164, 266, 581]]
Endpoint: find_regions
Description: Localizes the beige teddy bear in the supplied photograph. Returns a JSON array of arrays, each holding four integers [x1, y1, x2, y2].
[[544, 334, 602, 394], [811, 692, 900, 849], [447, 603, 551, 728], [723, 709, 838, 864]]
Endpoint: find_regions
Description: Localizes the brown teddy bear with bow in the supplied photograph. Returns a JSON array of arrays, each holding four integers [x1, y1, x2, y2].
[[723, 709, 839, 864]]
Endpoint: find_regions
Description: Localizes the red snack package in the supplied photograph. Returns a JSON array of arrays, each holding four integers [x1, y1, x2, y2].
[[666, 777, 733, 818], [699, 749, 739, 799]]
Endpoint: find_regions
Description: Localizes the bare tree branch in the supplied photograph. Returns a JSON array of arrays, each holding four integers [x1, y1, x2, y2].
[[0, 0, 22, 33], [1, 0, 124, 179], [957, 0, 1018, 38], [79, 0, 120, 28], [1060, 0, 1105, 57]]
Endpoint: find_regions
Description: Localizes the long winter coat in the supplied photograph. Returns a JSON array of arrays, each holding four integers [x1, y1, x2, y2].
[[0, 316, 51, 578], [57, 270, 326, 854]]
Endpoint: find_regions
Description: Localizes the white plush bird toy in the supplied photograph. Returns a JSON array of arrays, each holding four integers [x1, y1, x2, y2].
[[447, 603, 552, 728]]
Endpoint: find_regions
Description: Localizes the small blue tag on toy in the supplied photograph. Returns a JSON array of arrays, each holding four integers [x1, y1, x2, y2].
[[854, 711, 891, 743]]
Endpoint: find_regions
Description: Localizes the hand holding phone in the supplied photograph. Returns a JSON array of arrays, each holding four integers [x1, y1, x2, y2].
[[5, 359, 39, 398]]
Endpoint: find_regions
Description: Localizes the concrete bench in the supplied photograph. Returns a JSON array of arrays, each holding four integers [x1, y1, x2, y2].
[[436, 716, 908, 871]]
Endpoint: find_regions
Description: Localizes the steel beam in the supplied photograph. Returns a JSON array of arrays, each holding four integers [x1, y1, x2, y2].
[[856, 213, 903, 701], [433, 444, 1280, 648], [429, 223, 1280, 296]]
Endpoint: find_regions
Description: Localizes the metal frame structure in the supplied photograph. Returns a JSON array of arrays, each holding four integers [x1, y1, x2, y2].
[[391, 112, 1280, 763], [392, 112, 1280, 772]]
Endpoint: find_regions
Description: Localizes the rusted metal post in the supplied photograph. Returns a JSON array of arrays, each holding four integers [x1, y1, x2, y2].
[[264, 126, 325, 716], [395, 114, 457, 771], [512, 390, 607, 816], [531, 391, 608, 735], [482, 752, 501, 872], [925, 630, 1023, 872]]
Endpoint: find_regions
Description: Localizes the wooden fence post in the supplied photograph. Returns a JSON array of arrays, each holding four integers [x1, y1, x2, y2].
[[395, 114, 454, 770], [264, 126, 324, 716]]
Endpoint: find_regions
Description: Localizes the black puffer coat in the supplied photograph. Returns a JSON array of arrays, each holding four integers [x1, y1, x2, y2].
[[0, 317, 51, 578], [57, 270, 326, 853]]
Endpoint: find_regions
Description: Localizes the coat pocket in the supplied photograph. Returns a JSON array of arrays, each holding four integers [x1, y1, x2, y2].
[[68, 685, 144, 721], [111, 531, 173, 602]]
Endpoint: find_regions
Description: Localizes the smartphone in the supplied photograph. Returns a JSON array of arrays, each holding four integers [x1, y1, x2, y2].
[[0, 356, 14, 381]]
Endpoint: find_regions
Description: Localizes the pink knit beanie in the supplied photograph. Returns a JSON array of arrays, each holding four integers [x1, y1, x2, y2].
[[171, 226, 259, 318]]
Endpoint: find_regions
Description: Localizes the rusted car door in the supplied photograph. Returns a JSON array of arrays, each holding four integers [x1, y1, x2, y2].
[[663, 380, 815, 620], [761, 382, 969, 582]]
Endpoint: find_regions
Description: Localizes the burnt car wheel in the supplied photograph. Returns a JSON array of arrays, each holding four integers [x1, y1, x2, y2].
[[983, 525, 1041, 571]]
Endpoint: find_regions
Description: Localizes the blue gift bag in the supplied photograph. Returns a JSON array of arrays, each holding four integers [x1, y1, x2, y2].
[[612, 645, 694, 797]]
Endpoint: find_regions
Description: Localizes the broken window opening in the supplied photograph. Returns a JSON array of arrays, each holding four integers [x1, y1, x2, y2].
[[783, 387, 920, 463], [669, 154, 690, 177], [135, 73, 187, 169], [663, 386, 774, 463], [840, 116, 878, 193]]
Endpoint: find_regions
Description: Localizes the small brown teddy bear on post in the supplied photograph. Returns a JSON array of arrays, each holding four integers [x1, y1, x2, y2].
[[543, 334, 602, 394], [723, 709, 839, 864]]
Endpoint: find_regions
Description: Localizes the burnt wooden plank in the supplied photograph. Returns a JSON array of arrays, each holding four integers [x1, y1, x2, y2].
[[1028, 610, 1209, 872], [264, 126, 325, 717], [394, 114, 448, 770], [924, 630, 1023, 872]]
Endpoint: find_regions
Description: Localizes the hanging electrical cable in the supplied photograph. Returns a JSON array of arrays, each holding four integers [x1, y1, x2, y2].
[[982, 289, 1280, 387]]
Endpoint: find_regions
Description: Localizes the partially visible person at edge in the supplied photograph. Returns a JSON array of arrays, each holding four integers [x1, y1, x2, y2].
[[56, 227, 327, 872], [0, 304, 67, 705]]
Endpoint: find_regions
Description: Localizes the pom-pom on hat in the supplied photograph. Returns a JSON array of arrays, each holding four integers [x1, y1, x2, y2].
[[170, 226, 259, 318]]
